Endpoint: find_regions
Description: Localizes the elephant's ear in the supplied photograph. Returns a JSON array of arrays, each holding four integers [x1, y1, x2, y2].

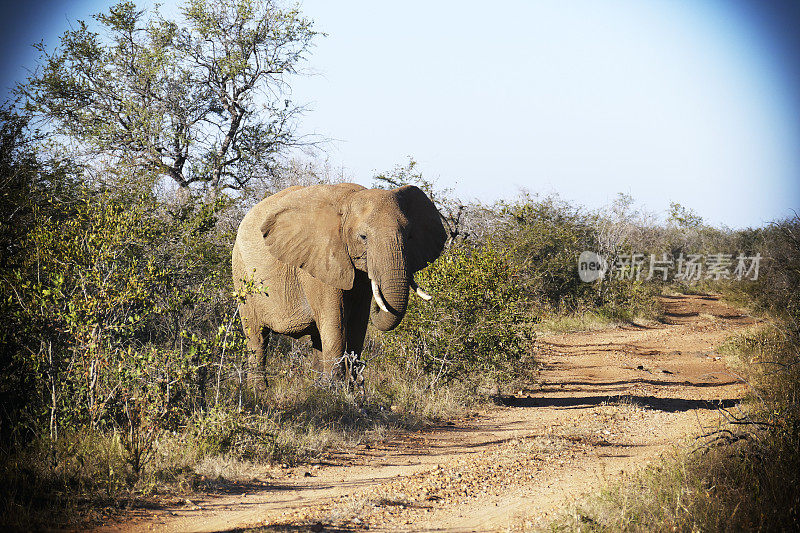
[[260, 184, 363, 290], [395, 185, 448, 273]]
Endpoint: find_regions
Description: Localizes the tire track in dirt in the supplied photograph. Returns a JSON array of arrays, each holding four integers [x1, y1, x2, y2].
[[97, 294, 756, 532]]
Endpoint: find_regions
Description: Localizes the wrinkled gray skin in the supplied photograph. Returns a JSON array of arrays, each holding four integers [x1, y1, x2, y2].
[[232, 183, 446, 390]]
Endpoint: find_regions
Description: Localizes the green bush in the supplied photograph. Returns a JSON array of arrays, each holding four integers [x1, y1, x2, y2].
[[745, 217, 799, 324], [492, 193, 660, 321], [0, 175, 254, 453], [381, 243, 535, 384], [499, 193, 597, 311]]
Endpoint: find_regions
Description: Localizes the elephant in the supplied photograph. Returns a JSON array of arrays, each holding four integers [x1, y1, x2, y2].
[[232, 183, 447, 390]]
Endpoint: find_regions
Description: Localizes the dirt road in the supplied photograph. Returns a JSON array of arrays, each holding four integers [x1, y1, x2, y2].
[[99, 294, 755, 532]]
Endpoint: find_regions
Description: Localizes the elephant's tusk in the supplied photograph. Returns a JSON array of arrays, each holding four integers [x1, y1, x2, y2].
[[371, 279, 390, 313], [410, 279, 432, 301]]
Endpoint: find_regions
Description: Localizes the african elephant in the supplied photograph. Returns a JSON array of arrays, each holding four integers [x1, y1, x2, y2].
[[232, 183, 447, 390]]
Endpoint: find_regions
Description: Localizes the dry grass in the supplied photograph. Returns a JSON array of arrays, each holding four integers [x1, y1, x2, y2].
[[535, 312, 620, 334], [0, 431, 136, 530], [536, 310, 658, 335]]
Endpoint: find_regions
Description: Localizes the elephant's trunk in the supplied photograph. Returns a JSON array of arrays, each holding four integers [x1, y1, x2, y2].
[[368, 239, 409, 332]]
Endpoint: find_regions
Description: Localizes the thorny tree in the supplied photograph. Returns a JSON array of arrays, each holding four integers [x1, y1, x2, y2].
[[21, 0, 318, 192]]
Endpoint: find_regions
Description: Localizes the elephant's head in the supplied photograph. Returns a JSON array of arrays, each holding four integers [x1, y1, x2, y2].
[[259, 183, 447, 330]]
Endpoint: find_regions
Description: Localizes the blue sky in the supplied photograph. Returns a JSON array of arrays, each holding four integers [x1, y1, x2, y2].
[[2, 0, 798, 228]]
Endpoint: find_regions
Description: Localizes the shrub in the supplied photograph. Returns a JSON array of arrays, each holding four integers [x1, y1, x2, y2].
[[498, 193, 597, 311], [746, 217, 800, 324], [381, 243, 535, 385], [0, 178, 253, 452]]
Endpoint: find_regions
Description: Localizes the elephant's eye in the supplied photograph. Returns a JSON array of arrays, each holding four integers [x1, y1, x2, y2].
[[358, 233, 367, 241]]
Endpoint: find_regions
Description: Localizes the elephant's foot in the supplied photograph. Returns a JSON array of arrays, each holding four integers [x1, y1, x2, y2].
[[330, 351, 365, 391], [246, 372, 268, 396], [245, 358, 269, 397]]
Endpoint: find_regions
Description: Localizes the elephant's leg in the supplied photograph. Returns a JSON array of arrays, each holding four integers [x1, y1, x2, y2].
[[244, 322, 270, 394], [318, 318, 347, 381], [343, 302, 370, 388], [309, 326, 324, 375], [239, 301, 263, 393], [345, 287, 371, 356], [339, 273, 372, 386], [302, 277, 348, 381], [308, 325, 346, 381]]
